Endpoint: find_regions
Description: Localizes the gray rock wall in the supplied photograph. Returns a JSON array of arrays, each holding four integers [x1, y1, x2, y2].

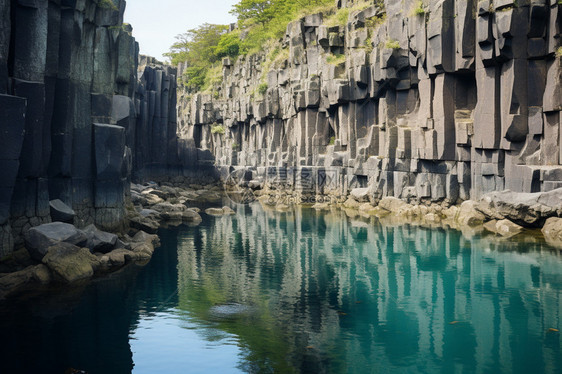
[[178, 0, 562, 203], [0, 0, 140, 254], [0, 0, 180, 256]]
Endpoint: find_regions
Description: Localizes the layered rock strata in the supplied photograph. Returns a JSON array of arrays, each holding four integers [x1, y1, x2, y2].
[[178, 0, 562, 206]]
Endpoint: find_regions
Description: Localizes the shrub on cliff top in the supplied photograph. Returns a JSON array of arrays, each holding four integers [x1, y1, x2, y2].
[[168, 0, 384, 93]]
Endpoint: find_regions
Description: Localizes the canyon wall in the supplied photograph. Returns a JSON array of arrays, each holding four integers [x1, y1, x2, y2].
[[178, 0, 562, 203], [0, 0, 180, 255]]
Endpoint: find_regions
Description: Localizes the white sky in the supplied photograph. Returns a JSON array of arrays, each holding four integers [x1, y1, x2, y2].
[[124, 0, 239, 62]]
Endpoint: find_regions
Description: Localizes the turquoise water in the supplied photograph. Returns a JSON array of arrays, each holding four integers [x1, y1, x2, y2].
[[1, 203, 562, 373]]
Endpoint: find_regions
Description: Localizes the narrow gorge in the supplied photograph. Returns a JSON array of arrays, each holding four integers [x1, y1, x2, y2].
[[0, 0, 561, 264], [2, 0, 562, 372], [1, 0, 562, 269]]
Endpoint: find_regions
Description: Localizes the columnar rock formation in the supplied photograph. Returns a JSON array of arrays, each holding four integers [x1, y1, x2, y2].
[[0, 1, 180, 256], [178, 0, 562, 203]]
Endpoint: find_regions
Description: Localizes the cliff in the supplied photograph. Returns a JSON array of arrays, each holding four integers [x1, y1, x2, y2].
[[0, 0, 180, 256], [178, 0, 562, 204]]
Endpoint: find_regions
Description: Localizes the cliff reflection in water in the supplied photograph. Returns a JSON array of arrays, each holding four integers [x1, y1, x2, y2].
[[176, 203, 562, 374]]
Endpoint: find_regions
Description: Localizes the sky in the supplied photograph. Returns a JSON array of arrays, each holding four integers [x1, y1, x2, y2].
[[124, 0, 239, 62]]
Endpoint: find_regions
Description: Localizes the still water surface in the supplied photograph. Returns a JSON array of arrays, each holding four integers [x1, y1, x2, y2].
[[1, 203, 562, 373]]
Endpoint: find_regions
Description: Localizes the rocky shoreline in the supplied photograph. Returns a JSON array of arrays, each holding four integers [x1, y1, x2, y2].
[[256, 186, 562, 248], [0, 181, 226, 300], [2, 180, 561, 300]]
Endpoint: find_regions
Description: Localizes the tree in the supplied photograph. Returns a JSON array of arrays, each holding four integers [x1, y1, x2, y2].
[[165, 33, 191, 66], [215, 31, 242, 59], [230, 0, 277, 26], [164, 23, 228, 66]]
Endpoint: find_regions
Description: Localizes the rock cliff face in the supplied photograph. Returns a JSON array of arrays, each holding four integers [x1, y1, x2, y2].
[[0, 0, 179, 255], [178, 0, 562, 204]]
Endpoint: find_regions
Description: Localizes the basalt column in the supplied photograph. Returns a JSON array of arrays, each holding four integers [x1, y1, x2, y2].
[[177, 0, 562, 203]]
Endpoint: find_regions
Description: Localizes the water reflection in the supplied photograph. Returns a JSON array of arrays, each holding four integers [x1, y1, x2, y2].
[[0, 203, 561, 373], [176, 203, 562, 373]]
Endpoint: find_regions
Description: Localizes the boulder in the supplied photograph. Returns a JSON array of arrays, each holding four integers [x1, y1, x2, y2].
[[455, 201, 486, 227], [495, 219, 524, 238], [483, 219, 499, 234], [83, 224, 118, 253], [131, 230, 160, 248], [131, 243, 154, 260], [139, 208, 159, 217], [152, 202, 184, 221], [424, 213, 441, 223], [378, 197, 410, 214], [104, 249, 131, 267], [182, 209, 202, 222], [128, 215, 159, 234], [343, 198, 361, 209], [222, 206, 235, 215], [476, 188, 562, 226], [42, 243, 100, 283], [350, 187, 371, 202], [98, 248, 146, 271], [205, 207, 225, 215], [49, 199, 76, 223], [142, 192, 164, 206], [358, 202, 378, 215], [0, 264, 51, 298], [24, 222, 88, 261], [541, 217, 562, 247]]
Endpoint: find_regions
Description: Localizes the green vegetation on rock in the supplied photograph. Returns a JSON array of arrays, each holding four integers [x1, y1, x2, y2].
[[385, 39, 400, 49], [98, 0, 118, 10], [412, 1, 425, 15], [167, 0, 337, 92], [168, 0, 387, 93], [211, 124, 226, 135], [326, 53, 346, 65], [258, 83, 268, 95]]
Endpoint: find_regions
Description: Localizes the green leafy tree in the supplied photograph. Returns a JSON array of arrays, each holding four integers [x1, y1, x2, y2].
[[230, 0, 277, 26], [215, 31, 242, 59], [165, 23, 229, 91], [165, 23, 228, 66]]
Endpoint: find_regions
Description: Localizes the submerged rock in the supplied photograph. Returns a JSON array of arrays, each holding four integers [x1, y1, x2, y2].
[[484, 219, 524, 238], [205, 206, 235, 216], [182, 209, 202, 222], [0, 264, 51, 298], [209, 303, 254, 319], [205, 207, 224, 215], [313, 202, 330, 210], [222, 206, 235, 215]]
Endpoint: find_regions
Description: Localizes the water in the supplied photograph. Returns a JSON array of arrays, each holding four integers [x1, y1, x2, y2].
[[1, 203, 562, 373]]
